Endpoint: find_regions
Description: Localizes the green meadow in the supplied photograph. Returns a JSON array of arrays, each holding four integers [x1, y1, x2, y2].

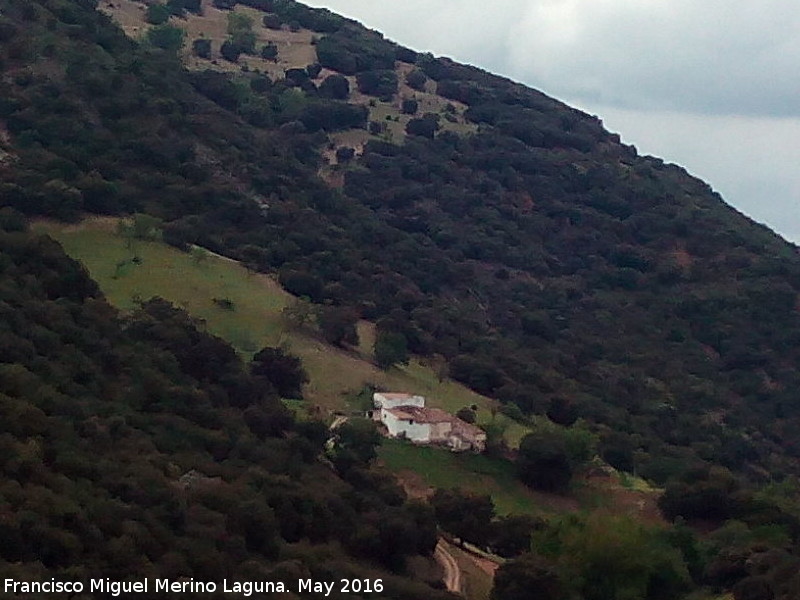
[[378, 438, 551, 517], [33, 218, 529, 444]]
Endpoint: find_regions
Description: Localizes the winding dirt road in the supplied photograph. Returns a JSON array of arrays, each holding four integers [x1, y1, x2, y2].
[[435, 540, 462, 594]]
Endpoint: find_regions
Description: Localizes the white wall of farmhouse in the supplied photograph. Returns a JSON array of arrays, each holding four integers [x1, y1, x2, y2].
[[380, 408, 431, 442]]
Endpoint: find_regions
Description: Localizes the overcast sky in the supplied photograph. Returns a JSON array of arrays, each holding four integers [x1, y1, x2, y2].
[[306, 0, 800, 244]]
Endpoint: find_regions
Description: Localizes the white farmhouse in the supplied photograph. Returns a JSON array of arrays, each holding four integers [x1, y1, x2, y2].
[[380, 404, 486, 452], [373, 392, 425, 410]]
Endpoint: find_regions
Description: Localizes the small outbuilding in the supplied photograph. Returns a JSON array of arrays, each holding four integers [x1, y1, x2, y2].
[[373, 392, 425, 410]]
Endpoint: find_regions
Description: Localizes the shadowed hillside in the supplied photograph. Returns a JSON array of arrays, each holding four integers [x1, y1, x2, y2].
[[4, 0, 800, 597], [4, 0, 795, 484]]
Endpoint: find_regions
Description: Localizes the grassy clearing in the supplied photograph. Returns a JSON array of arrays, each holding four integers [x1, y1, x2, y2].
[[98, 0, 148, 38], [395, 63, 477, 137], [34, 218, 290, 354], [100, 0, 316, 77], [379, 438, 663, 524], [101, 0, 475, 152], [378, 439, 551, 517], [34, 218, 530, 444]]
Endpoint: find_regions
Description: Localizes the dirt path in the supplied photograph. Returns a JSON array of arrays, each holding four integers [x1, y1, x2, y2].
[[329, 415, 348, 430], [435, 540, 462, 594]]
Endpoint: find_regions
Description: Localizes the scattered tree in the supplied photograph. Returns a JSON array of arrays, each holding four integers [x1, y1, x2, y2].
[[599, 431, 636, 473], [250, 346, 309, 399], [318, 74, 349, 100], [284, 68, 309, 86], [490, 515, 541, 558], [306, 63, 322, 78], [317, 306, 359, 347], [260, 42, 278, 61], [517, 430, 572, 493], [546, 396, 578, 426], [406, 113, 440, 139], [335, 146, 355, 164], [482, 419, 509, 457], [212, 297, 234, 310], [174, 0, 202, 14], [226, 12, 256, 54], [429, 354, 449, 383], [117, 214, 162, 248], [368, 120, 385, 135], [491, 553, 566, 600], [192, 37, 212, 59], [281, 298, 315, 331], [220, 39, 242, 62], [145, 3, 171, 25], [401, 98, 418, 115], [431, 488, 495, 549], [405, 68, 427, 91], [262, 13, 281, 29], [374, 330, 409, 370], [146, 24, 186, 53], [456, 406, 477, 424], [356, 69, 398, 101], [331, 418, 382, 473]]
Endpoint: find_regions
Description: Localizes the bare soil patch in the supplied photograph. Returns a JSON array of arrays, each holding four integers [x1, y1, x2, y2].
[[101, 0, 316, 76]]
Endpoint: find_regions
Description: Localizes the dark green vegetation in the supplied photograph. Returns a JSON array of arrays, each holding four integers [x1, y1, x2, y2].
[[5, 0, 789, 487], [377, 438, 544, 516], [3, 0, 800, 598], [0, 218, 452, 596], [492, 513, 693, 600]]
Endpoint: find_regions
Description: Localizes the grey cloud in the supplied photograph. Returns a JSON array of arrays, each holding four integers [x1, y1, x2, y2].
[[507, 1, 800, 117], [309, 0, 800, 117], [591, 107, 800, 243]]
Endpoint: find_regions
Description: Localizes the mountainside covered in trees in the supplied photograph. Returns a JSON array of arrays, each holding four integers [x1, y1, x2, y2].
[[4, 0, 800, 596], [3, 0, 800, 483], [0, 215, 458, 596]]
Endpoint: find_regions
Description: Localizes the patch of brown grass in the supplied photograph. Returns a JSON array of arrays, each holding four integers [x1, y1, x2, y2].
[[99, 0, 148, 38], [101, 0, 317, 76]]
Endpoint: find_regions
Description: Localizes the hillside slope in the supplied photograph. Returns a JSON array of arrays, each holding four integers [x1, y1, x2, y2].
[[0, 217, 459, 597], [3, 0, 800, 489], [34, 216, 531, 446], [7, 0, 800, 598]]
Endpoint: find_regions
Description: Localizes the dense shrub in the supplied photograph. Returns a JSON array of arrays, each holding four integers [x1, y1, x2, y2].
[[319, 74, 350, 100], [405, 113, 440, 139], [315, 30, 394, 75], [517, 431, 572, 493], [192, 38, 212, 58], [401, 98, 418, 115], [405, 69, 427, 91], [146, 24, 186, 52], [145, 3, 171, 25], [260, 42, 278, 61], [262, 13, 281, 29], [356, 69, 398, 100], [251, 346, 309, 398]]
